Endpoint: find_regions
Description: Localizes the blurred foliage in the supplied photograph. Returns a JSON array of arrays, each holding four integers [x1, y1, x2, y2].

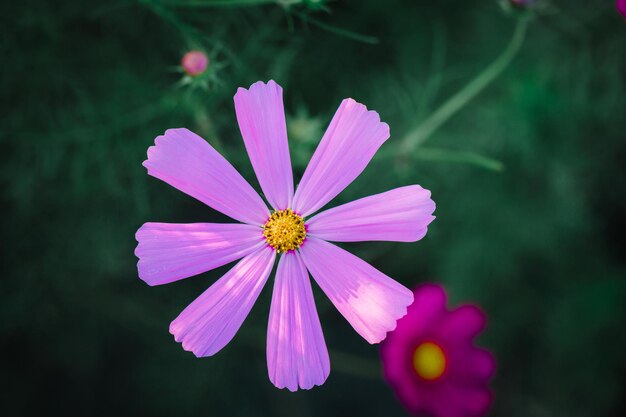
[[2, 0, 626, 416]]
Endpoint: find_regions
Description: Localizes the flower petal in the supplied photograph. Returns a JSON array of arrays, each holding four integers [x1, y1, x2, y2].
[[135, 222, 265, 286], [292, 99, 390, 217], [386, 376, 432, 415], [143, 128, 269, 225], [450, 347, 496, 383], [306, 185, 435, 242], [398, 283, 447, 336], [429, 383, 492, 417], [169, 246, 276, 357], [437, 305, 487, 343], [234, 80, 294, 210], [299, 236, 413, 344], [456, 387, 492, 417], [267, 252, 330, 391]]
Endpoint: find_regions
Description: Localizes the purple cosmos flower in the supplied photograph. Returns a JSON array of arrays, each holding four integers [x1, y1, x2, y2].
[[618, 0, 626, 19], [181, 50, 209, 76], [135, 80, 436, 391], [381, 284, 496, 417]]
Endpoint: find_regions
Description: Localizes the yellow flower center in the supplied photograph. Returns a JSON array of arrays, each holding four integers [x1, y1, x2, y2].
[[263, 209, 306, 253], [412, 342, 446, 381]]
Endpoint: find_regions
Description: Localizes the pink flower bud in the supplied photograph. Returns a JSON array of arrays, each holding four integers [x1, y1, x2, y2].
[[181, 51, 209, 76]]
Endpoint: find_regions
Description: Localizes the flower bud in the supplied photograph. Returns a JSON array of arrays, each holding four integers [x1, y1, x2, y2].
[[181, 50, 209, 77]]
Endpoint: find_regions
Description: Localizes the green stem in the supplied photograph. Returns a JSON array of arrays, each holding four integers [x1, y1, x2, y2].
[[290, 10, 379, 45], [400, 18, 529, 152], [413, 147, 504, 172]]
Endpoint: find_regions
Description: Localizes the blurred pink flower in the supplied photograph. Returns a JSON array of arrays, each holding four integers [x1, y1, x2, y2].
[[618, 0, 626, 19], [181, 50, 208, 76], [381, 284, 496, 417], [135, 80, 436, 391]]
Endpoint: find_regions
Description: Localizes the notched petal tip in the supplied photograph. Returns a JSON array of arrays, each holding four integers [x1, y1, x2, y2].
[[136, 260, 160, 287], [237, 79, 282, 96], [272, 367, 330, 392], [153, 127, 191, 149], [410, 185, 436, 239], [134, 224, 156, 286], [134, 222, 153, 243], [342, 97, 367, 112], [368, 288, 414, 344], [235, 86, 249, 96], [138, 274, 159, 287], [143, 128, 190, 169], [164, 127, 190, 136], [169, 321, 186, 343], [271, 375, 331, 392], [278, 374, 329, 392], [169, 322, 214, 358], [340, 97, 390, 137], [256, 79, 281, 92], [381, 121, 390, 139]]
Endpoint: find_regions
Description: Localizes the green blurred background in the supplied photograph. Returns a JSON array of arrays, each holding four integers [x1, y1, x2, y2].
[[3, 0, 626, 415]]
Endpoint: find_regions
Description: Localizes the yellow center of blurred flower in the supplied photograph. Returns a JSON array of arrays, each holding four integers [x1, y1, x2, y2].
[[263, 209, 306, 253], [413, 342, 446, 380]]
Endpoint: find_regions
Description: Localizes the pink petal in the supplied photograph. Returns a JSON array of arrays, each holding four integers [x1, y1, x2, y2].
[[299, 237, 413, 344], [450, 347, 496, 383], [398, 283, 447, 336], [169, 246, 276, 357], [437, 305, 487, 343], [234, 80, 294, 210], [430, 383, 492, 417], [306, 185, 436, 242], [292, 99, 390, 217], [458, 387, 492, 417], [267, 252, 330, 391], [143, 128, 269, 225], [135, 222, 265, 286]]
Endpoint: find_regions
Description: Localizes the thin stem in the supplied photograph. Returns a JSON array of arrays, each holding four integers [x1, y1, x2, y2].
[[290, 10, 380, 45], [400, 17, 529, 152], [413, 147, 504, 172]]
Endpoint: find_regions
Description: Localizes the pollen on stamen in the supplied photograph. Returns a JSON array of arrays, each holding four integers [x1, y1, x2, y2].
[[263, 209, 306, 253]]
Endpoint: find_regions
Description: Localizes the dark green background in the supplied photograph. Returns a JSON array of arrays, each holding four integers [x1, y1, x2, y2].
[[3, 0, 625, 415]]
